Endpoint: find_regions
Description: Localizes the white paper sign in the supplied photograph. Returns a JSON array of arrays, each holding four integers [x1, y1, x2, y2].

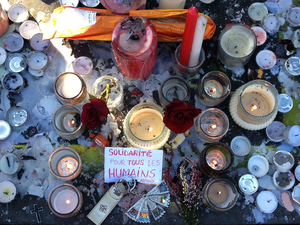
[[104, 147, 163, 184]]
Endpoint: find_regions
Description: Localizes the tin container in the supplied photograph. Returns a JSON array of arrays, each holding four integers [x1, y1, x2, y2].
[[238, 174, 259, 195], [5, 53, 27, 73], [3, 33, 24, 52], [283, 57, 300, 77], [266, 121, 286, 142]]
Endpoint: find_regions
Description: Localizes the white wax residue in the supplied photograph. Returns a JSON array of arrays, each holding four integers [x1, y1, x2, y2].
[[256, 191, 278, 213], [53, 189, 78, 214]]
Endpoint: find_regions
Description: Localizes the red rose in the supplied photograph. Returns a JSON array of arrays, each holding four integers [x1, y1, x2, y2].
[[81, 99, 109, 129], [163, 100, 202, 134]]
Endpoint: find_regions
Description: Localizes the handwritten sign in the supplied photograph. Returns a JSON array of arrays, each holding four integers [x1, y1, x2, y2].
[[104, 147, 163, 184]]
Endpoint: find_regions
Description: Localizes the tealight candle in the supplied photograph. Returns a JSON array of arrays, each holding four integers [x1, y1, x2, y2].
[[273, 150, 294, 172], [27, 51, 48, 71], [6, 106, 28, 127], [278, 94, 293, 113], [8, 4, 29, 23], [0, 153, 22, 174], [248, 3, 268, 22], [291, 29, 300, 48], [0, 120, 11, 140], [0, 47, 7, 65], [79, 0, 100, 7], [48, 147, 82, 180], [2, 73, 25, 93], [28, 67, 44, 77], [283, 125, 300, 147], [208, 181, 228, 204], [238, 174, 259, 195], [273, 171, 295, 190], [261, 14, 280, 34], [59, 0, 79, 7], [218, 24, 257, 67], [99, 0, 146, 14], [292, 184, 300, 205], [0, 181, 16, 203], [159, 0, 186, 9], [195, 108, 229, 143], [19, 20, 40, 40], [256, 50, 277, 70], [230, 136, 251, 156], [72, 56, 93, 76], [30, 32, 50, 51], [159, 76, 190, 108], [200, 0, 215, 4], [247, 155, 269, 178], [251, 26, 267, 46], [256, 191, 278, 213], [48, 183, 83, 218], [112, 17, 157, 79], [5, 53, 27, 73], [3, 33, 24, 52], [0, 4, 9, 37], [283, 57, 300, 77], [287, 7, 300, 27], [266, 121, 286, 142]]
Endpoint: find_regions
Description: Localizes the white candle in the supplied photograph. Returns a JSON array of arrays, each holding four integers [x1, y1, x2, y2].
[[19, 20, 40, 40], [256, 191, 278, 213], [6, 106, 28, 127], [283, 125, 300, 147], [204, 80, 223, 98], [2, 73, 24, 93], [292, 184, 300, 205], [58, 157, 79, 176], [256, 50, 276, 70], [251, 26, 267, 46], [30, 33, 50, 51], [230, 136, 251, 156], [72, 56, 93, 75], [28, 67, 44, 77], [273, 150, 294, 172], [291, 29, 300, 48], [188, 15, 207, 67], [247, 155, 269, 177], [266, 121, 286, 142], [278, 94, 293, 113], [0, 47, 7, 65], [261, 14, 280, 34], [60, 0, 79, 7], [79, 0, 100, 7], [287, 7, 300, 27], [0, 181, 16, 203], [3, 33, 24, 52], [159, 0, 186, 9], [27, 51, 48, 71], [59, 74, 82, 98], [284, 57, 300, 77], [0, 120, 11, 140], [248, 3, 268, 21], [0, 153, 21, 174], [8, 4, 29, 23], [53, 189, 79, 214], [295, 165, 300, 182], [200, 0, 215, 3], [206, 150, 226, 170]]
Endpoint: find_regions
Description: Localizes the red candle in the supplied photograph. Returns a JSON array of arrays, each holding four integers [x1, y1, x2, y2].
[[179, 7, 199, 67]]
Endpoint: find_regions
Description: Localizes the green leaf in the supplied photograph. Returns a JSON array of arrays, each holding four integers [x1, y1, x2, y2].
[[278, 32, 284, 40], [89, 94, 97, 99]]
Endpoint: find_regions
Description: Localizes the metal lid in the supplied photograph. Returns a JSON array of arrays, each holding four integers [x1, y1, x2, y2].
[[284, 57, 300, 76], [0, 120, 11, 140], [238, 174, 259, 195], [5, 53, 27, 73], [278, 94, 293, 113]]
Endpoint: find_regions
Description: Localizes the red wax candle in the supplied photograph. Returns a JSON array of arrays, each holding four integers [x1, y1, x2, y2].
[[179, 7, 199, 67]]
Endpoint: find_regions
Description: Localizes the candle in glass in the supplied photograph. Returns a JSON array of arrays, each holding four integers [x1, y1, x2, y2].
[[0, 47, 6, 65], [112, 17, 157, 79], [5, 53, 27, 73], [3, 33, 24, 52], [256, 191, 278, 213], [287, 7, 300, 27], [251, 26, 267, 46], [273, 150, 294, 172], [256, 50, 276, 70], [73, 56, 93, 76], [2, 73, 25, 93], [99, 0, 146, 14], [261, 14, 280, 34], [248, 3, 268, 22], [0, 153, 22, 175], [30, 33, 50, 52], [273, 171, 295, 191], [283, 125, 300, 147], [218, 24, 257, 67], [247, 155, 269, 178], [8, 4, 29, 23], [6, 106, 28, 128], [266, 121, 286, 142], [27, 51, 48, 71], [48, 183, 83, 218], [0, 181, 16, 203], [19, 20, 40, 40], [0, 3, 9, 37], [230, 136, 251, 156], [0, 120, 11, 140], [206, 150, 226, 170], [159, 0, 186, 9]]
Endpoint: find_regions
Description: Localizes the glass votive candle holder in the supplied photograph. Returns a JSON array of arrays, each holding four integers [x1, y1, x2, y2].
[[195, 108, 229, 143], [8, 4, 29, 23], [273, 150, 294, 172], [218, 24, 257, 67], [54, 72, 88, 105], [273, 170, 295, 190], [72, 56, 93, 76], [0, 152, 22, 175], [2, 73, 25, 93], [19, 20, 40, 40], [261, 14, 280, 34], [199, 143, 234, 178], [0, 47, 7, 65], [230, 136, 251, 157], [251, 26, 267, 46], [100, 0, 146, 14], [3, 33, 24, 52], [92, 75, 124, 110], [247, 155, 269, 178], [283, 125, 300, 147], [48, 147, 82, 181], [112, 17, 157, 79], [229, 80, 279, 130], [30, 33, 50, 52], [256, 50, 277, 70], [287, 7, 300, 27], [159, 76, 190, 108], [159, 0, 186, 9], [48, 183, 83, 218], [0, 181, 17, 203], [123, 102, 170, 149], [52, 105, 85, 140], [248, 2, 268, 22], [238, 174, 259, 195], [283, 56, 300, 77], [202, 178, 238, 212], [256, 191, 278, 213], [266, 121, 286, 142], [5, 53, 27, 73], [27, 51, 48, 71], [6, 106, 28, 128], [0, 120, 11, 140], [196, 71, 231, 107]]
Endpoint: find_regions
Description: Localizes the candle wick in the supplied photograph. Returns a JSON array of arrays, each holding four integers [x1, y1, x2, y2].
[[217, 191, 222, 195], [3, 191, 9, 195], [267, 199, 272, 203], [6, 157, 10, 167], [295, 134, 299, 137]]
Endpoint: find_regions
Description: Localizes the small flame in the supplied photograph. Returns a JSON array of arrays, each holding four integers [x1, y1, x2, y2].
[[66, 199, 70, 204], [71, 119, 76, 125], [251, 105, 258, 111], [210, 159, 218, 168], [148, 127, 153, 132], [210, 124, 217, 129]]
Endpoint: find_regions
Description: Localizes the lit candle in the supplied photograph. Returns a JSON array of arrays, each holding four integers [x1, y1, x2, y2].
[[247, 155, 269, 177], [261, 14, 280, 34], [0, 47, 7, 65], [63, 112, 80, 132], [251, 26, 267, 46], [287, 7, 300, 27], [99, 0, 146, 14], [59, 74, 82, 98], [256, 50, 276, 70], [283, 56, 300, 77], [0, 153, 21, 174], [273, 150, 294, 172], [283, 125, 300, 147], [0, 120, 11, 140], [6, 106, 28, 127], [2, 73, 25, 93], [266, 121, 286, 142], [0, 181, 16, 203], [5, 53, 27, 73], [204, 80, 223, 98], [159, 0, 186, 9], [230, 136, 251, 156], [208, 182, 229, 204], [3, 33, 24, 52], [273, 171, 295, 190], [27, 51, 48, 71], [30, 32, 50, 51], [8, 4, 29, 23], [19, 20, 40, 40], [206, 150, 226, 170], [256, 191, 278, 213], [73, 56, 93, 76], [248, 3, 268, 22], [58, 157, 79, 176]]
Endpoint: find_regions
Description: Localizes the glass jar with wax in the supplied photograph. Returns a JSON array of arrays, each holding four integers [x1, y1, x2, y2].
[[100, 0, 146, 14], [52, 105, 85, 140], [54, 72, 88, 105], [48, 147, 82, 181], [229, 80, 279, 130], [112, 17, 157, 79], [123, 102, 170, 149], [218, 24, 257, 67], [199, 143, 234, 178], [197, 71, 231, 107]]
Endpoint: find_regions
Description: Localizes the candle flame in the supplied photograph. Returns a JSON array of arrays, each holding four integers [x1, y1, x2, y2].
[[66, 162, 74, 171], [148, 127, 153, 132], [251, 105, 258, 111], [66, 199, 71, 204], [217, 191, 222, 195], [210, 124, 217, 129], [209, 159, 218, 168], [210, 87, 216, 93], [71, 119, 76, 125]]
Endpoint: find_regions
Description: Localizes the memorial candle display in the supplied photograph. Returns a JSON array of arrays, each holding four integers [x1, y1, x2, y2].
[[256, 50, 276, 70], [261, 14, 280, 34], [218, 24, 257, 67], [30, 32, 50, 51], [72, 56, 93, 76], [0, 47, 7, 65], [8, 4, 29, 23], [19, 20, 40, 40], [266, 121, 286, 142], [283, 125, 300, 147], [287, 7, 300, 27], [0, 3, 9, 37], [2, 73, 25, 93], [230, 136, 251, 156], [272, 150, 294, 172], [5, 53, 27, 73], [100, 0, 146, 14], [251, 26, 267, 46], [0, 181, 16, 203], [123, 102, 170, 149], [6, 106, 28, 128], [27, 51, 48, 71], [0, 153, 22, 175], [159, 0, 186, 9], [48, 147, 82, 181], [3, 33, 24, 52], [112, 17, 157, 79], [248, 3, 268, 22], [48, 183, 83, 218], [0, 120, 11, 140], [256, 191, 278, 213], [247, 155, 269, 178]]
